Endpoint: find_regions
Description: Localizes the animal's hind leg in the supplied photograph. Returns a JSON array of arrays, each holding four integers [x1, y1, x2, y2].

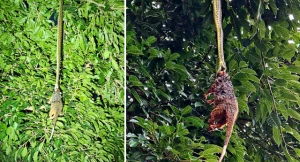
[[208, 105, 227, 132]]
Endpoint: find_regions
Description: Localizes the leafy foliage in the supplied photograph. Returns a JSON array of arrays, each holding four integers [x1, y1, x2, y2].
[[127, 0, 300, 161], [0, 0, 124, 161]]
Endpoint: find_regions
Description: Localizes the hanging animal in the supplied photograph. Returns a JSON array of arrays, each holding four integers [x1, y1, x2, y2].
[[49, 0, 64, 140], [203, 0, 239, 161]]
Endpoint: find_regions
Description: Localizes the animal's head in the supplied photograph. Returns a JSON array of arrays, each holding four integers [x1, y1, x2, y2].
[[49, 108, 58, 120], [217, 70, 227, 77], [54, 84, 60, 93]]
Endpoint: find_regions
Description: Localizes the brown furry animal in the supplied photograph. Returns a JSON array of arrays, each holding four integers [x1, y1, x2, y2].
[[204, 70, 239, 162]]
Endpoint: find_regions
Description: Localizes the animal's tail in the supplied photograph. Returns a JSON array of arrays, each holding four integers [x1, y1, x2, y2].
[[219, 103, 238, 162], [50, 126, 55, 140], [218, 122, 234, 162]]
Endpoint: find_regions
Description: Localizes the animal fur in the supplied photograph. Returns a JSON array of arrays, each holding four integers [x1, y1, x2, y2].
[[204, 70, 239, 162]]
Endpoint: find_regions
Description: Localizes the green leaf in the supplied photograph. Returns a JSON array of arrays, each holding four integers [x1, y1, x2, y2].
[[128, 139, 139, 147], [287, 109, 300, 122], [181, 106, 192, 116], [165, 62, 188, 78], [56, 121, 64, 128], [237, 98, 249, 114], [247, 74, 260, 83], [161, 123, 174, 135], [277, 103, 289, 120], [146, 36, 157, 45], [149, 48, 161, 59], [184, 116, 204, 128], [131, 89, 142, 105], [170, 105, 180, 116], [245, 49, 261, 63], [276, 73, 299, 80], [139, 65, 152, 79], [111, 58, 120, 71], [279, 88, 298, 101], [294, 148, 300, 157], [177, 127, 189, 136], [281, 49, 295, 61], [127, 133, 137, 138], [269, 0, 278, 16], [38, 142, 44, 152], [129, 75, 143, 87], [168, 53, 180, 61], [202, 146, 221, 156], [272, 127, 282, 146], [6, 127, 14, 136], [33, 151, 38, 162], [240, 81, 256, 92], [284, 125, 300, 142], [229, 59, 238, 70], [274, 79, 287, 86], [21, 147, 27, 157], [273, 25, 289, 39], [272, 45, 281, 57], [288, 80, 300, 90], [102, 50, 110, 59], [240, 68, 257, 75], [239, 61, 248, 68], [287, 66, 300, 74], [127, 45, 143, 55], [170, 148, 180, 155], [267, 113, 281, 127], [233, 73, 248, 81], [255, 40, 270, 53], [258, 20, 266, 40], [157, 89, 171, 100], [284, 148, 295, 162]]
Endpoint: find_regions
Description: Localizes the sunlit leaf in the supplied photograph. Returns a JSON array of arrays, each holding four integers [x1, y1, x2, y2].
[[272, 127, 282, 146]]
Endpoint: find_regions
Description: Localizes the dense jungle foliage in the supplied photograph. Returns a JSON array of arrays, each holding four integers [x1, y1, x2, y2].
[[126, 0, 300, 161], [0, 0, 124, 161]]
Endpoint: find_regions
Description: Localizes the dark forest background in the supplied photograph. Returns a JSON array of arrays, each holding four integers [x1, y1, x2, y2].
[[126, 0, 300, 161]]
